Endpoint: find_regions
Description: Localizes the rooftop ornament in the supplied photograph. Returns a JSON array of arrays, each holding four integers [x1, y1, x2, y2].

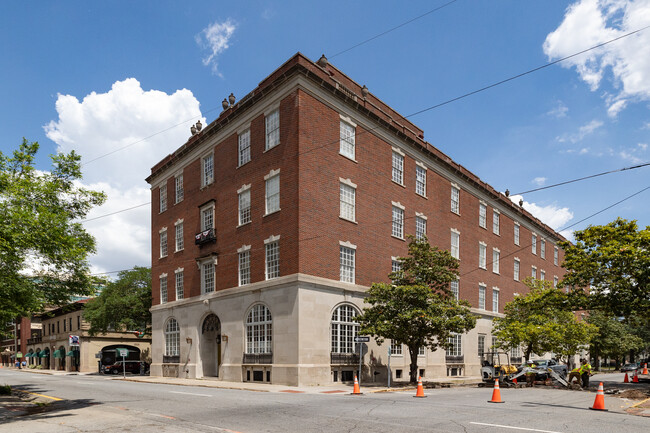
[[317, 54, 328, 68]]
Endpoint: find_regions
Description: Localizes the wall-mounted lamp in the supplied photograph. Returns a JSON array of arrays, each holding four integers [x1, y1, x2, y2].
[[221, 335, 228, 342], [186, 337, 192, 344]]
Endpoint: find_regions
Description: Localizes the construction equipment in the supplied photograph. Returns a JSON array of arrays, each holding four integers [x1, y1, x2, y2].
[[480, 352, 518, 386]]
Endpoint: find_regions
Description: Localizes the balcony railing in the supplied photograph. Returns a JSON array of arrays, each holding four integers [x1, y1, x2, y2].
[[330, 353, 360, 365], [445, 355, 465, 364], [242, 353, 273, 364], [28, 336, 42, 345], [195, 228, 216, 245], [162, 355, 180, 363]]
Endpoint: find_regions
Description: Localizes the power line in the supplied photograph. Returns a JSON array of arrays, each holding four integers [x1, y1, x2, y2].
[[82, 202, 150, 222], [330, 0, 459, 58]]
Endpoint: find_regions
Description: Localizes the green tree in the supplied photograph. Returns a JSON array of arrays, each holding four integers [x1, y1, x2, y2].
[[560, 218, 650, 319], [586, 311, 644, 369], [493, 278, 596, 364], [357, 236, 476, 383], [0, 139, 105, 324], [83, 267, 152, 336]]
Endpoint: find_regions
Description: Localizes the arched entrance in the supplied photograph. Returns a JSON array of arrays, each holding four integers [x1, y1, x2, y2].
[[100, 344, 141, 367], [201, 314, 221, 377]]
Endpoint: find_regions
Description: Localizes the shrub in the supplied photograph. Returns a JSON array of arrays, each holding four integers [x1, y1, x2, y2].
[[0, 384, 11, 395]]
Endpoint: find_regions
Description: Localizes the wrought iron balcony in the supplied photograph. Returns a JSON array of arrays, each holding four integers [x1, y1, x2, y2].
[[445, 355, 465, 364], [162, 355, 180, 363], [242, 353, 273, 364], [330, 352, 360, 365], [195, 228, 216, 245]]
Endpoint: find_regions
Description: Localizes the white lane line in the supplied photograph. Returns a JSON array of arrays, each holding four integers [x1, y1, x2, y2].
[[169, 390, 212, 397], [469, 422, 562, 433]]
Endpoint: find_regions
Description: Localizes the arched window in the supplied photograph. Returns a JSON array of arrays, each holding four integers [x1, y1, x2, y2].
[[331, 304, 359, 353], [165, 318, 180, 356], [246, 304, 272, 354]]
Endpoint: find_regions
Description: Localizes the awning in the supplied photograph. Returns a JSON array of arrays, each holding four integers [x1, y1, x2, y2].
[[66, 351, 75, 357], [39, 352, 48, 358], [53, 350, 62, 358], [25, 353, 33, 358]]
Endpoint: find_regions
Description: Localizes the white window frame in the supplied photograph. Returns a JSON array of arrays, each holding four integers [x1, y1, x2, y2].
[[175, 174, 184, 204], [201, 258, 217, 294], [159, 184, 167, 213], [164, 318, 180, 357], [331, 304, 359, 354], [160, 274, 168, 304], [479, 284, 486, 310], [246, 304, 273, 354], [175, 220, 184, 252], [540, 238, 546, 259], [390, 340, 403, 356], [514, 222, 520, 246], [391, 257, 401, 274], [339, 179, 356, 222], [446, 334, 462, 357], [492, 248, 500, 274], [391, 149, 404, 185], [175, 268, 184, 300], [532, 233, 537, 255], [391, 203, 404, 239], [451, 184, 460, 214], [339, 118, 356, 160], [201, 203, 215, 232], [202, 153, 214, 187], [554, 276, 558, 288], [238, 184, 251, 226], [493, 210, 500, 235], [492, 287, 499, 313], [265, 169, 280, 215], [238, 245, 251, 286], [415, 163, 427, 197], [265, 235, 280, 280], [415, 213, 427, 240], [450, 279, 459, 300], [554, 246, 559, 266], [339, 242, 356, 284], [451, 229, 460, 259], [514, 258, 520, 281], [531, 266, 537, 279], [479, 242, 487, 269], [265, 108, 280, 150], [540, 270, 546, 281], [479, 202, 487, 228], [159, 228, 168, 258], [238, 128, 251, 166]]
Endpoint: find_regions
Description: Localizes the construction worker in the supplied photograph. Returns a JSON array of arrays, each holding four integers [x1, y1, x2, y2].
[[568, 360, 582, 385], [579, 358, 592, 389], [525, 360, 537, 387]]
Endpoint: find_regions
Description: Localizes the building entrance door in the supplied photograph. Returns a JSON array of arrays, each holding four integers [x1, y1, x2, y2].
[[201, 314, 221, 377]]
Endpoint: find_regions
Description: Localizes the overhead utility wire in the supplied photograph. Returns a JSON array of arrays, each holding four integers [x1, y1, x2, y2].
[[329, 0, 459, 58], [512, 162, 650, 196]]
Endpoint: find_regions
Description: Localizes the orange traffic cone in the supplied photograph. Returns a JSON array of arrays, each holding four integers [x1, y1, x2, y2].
[[351, 375, 362, 395], [643, 363, 648, 375], [488, 379, 505, 403], [632, 371, 639, 383], [589, 382, 607, 411], [414, 376, 427, 398], [624, 372, 629, 383], [512, 378, 517, 385]]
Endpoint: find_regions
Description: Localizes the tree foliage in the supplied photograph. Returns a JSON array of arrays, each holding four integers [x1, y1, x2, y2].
[[493, 278, 596, 364], [357, 236, 476, 383], [0, 139, 105, 324], [560, 218, 650, 320], [586, 311, 644, 367], [83, 267, 152, 336]]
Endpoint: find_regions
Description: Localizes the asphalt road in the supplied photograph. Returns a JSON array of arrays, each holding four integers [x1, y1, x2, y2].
[[1, 370, 647, 433]]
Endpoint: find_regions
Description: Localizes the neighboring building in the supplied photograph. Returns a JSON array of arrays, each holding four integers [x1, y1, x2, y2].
[[1, 317, 39, 367], [146, 53, 566, 385], [23, 300, 151, 373]]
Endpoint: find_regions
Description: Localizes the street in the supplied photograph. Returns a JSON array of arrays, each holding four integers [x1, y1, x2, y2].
[[1, 370, 648, 432]]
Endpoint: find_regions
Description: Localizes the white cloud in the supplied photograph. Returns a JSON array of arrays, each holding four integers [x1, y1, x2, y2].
[[557, 119, 604, 143], [509, 195, 574, 231], [196, 19, 237, 76], [547, 100, 569, 118], [533, 177, 547, 186], [618, 142, 648, 163], [544, 0, 650, 116], [44, 79, 204, 275]]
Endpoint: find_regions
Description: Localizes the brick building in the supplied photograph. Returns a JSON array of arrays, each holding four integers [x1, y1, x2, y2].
[[146, 53, 566, 385]]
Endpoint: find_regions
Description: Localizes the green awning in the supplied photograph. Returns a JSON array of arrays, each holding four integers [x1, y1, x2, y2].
[[53, 350, 62, 358], [25, 353, 32, 358], [66, 351, 75, 357], [39, 352, 48, 358]]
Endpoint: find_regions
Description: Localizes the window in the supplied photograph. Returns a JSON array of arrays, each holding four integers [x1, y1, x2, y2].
[[540, 239, 546, 259], [164, 319, 180, 357], [339, 181, 356, 222], [202, 154, 213, 187], [531, 266, 537, 279], [77, 315, 80, 330], [331, 305, 359, 353], [159, 229, 168, 258], [514, 258, 520, 281], [63, 319, 66, 332], [175, 174, 184, 204], [238, 129, 251, 166], [265, 109, 280, 150], [391, 258, 401, 274], [479, 242, 487, 269], [478, 335, 486, 356], [159, 184, 167, 212], [451, 230, 460, 259], [175, 221, 184, 252], [554, 246, 559, 266], [339, 244, 356, 283], [491, 336, 498, 350], [246, 304, 273, 354], [392, 151, 404, 185], [446, 334, 462, 357], [415, 214, 427, 240], [390, 340, 403, 355], [492, 248, 500, 274], [511, 346, 521, 359], [391, 205, 404, 239], [201, 204, 214, 231], [451, 185, 460, 214], [238, 188, 251, 225], [493, 210, 500, 235], [450, 279, 459, 300], [202, 261, 215, 294], [492, 287, 499, 312], [265, 237, 280, 280], [514, 223, 520, 245], [339, 120, 355, 159], [554, 276, 558, 287], [418, 346, 426, 356], [265, 171, 280, 214], [238, 247, 251, 286], [540, 270, 546, 281], [532, 234, 537, 254], [175, 269, 184, 300], [160, 274, 168, 304], [479, 202, 487, 228], [416, 164, 426, 196], [479, 284, 486, 309]]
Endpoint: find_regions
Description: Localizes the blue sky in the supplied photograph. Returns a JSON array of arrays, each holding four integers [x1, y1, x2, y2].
[[1, 0, 649, 275]]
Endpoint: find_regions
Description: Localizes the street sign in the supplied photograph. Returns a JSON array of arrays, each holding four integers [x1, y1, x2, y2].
[[354, 336, 370, 343], [69, 335, 80, 346], [355, 343, 368, 356], [117, 348, 129, 357]]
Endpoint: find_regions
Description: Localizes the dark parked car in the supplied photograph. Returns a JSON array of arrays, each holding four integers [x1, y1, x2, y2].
[[103, 360, 148, 375], [621, 362, 639, 372]]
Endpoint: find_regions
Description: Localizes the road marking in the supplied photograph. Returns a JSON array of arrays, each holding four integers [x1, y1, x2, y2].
[[169, 390, 212, 397], [13, 389, 63, 401], [470, 422, 562, 433], [153, 413, 176, 420]]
